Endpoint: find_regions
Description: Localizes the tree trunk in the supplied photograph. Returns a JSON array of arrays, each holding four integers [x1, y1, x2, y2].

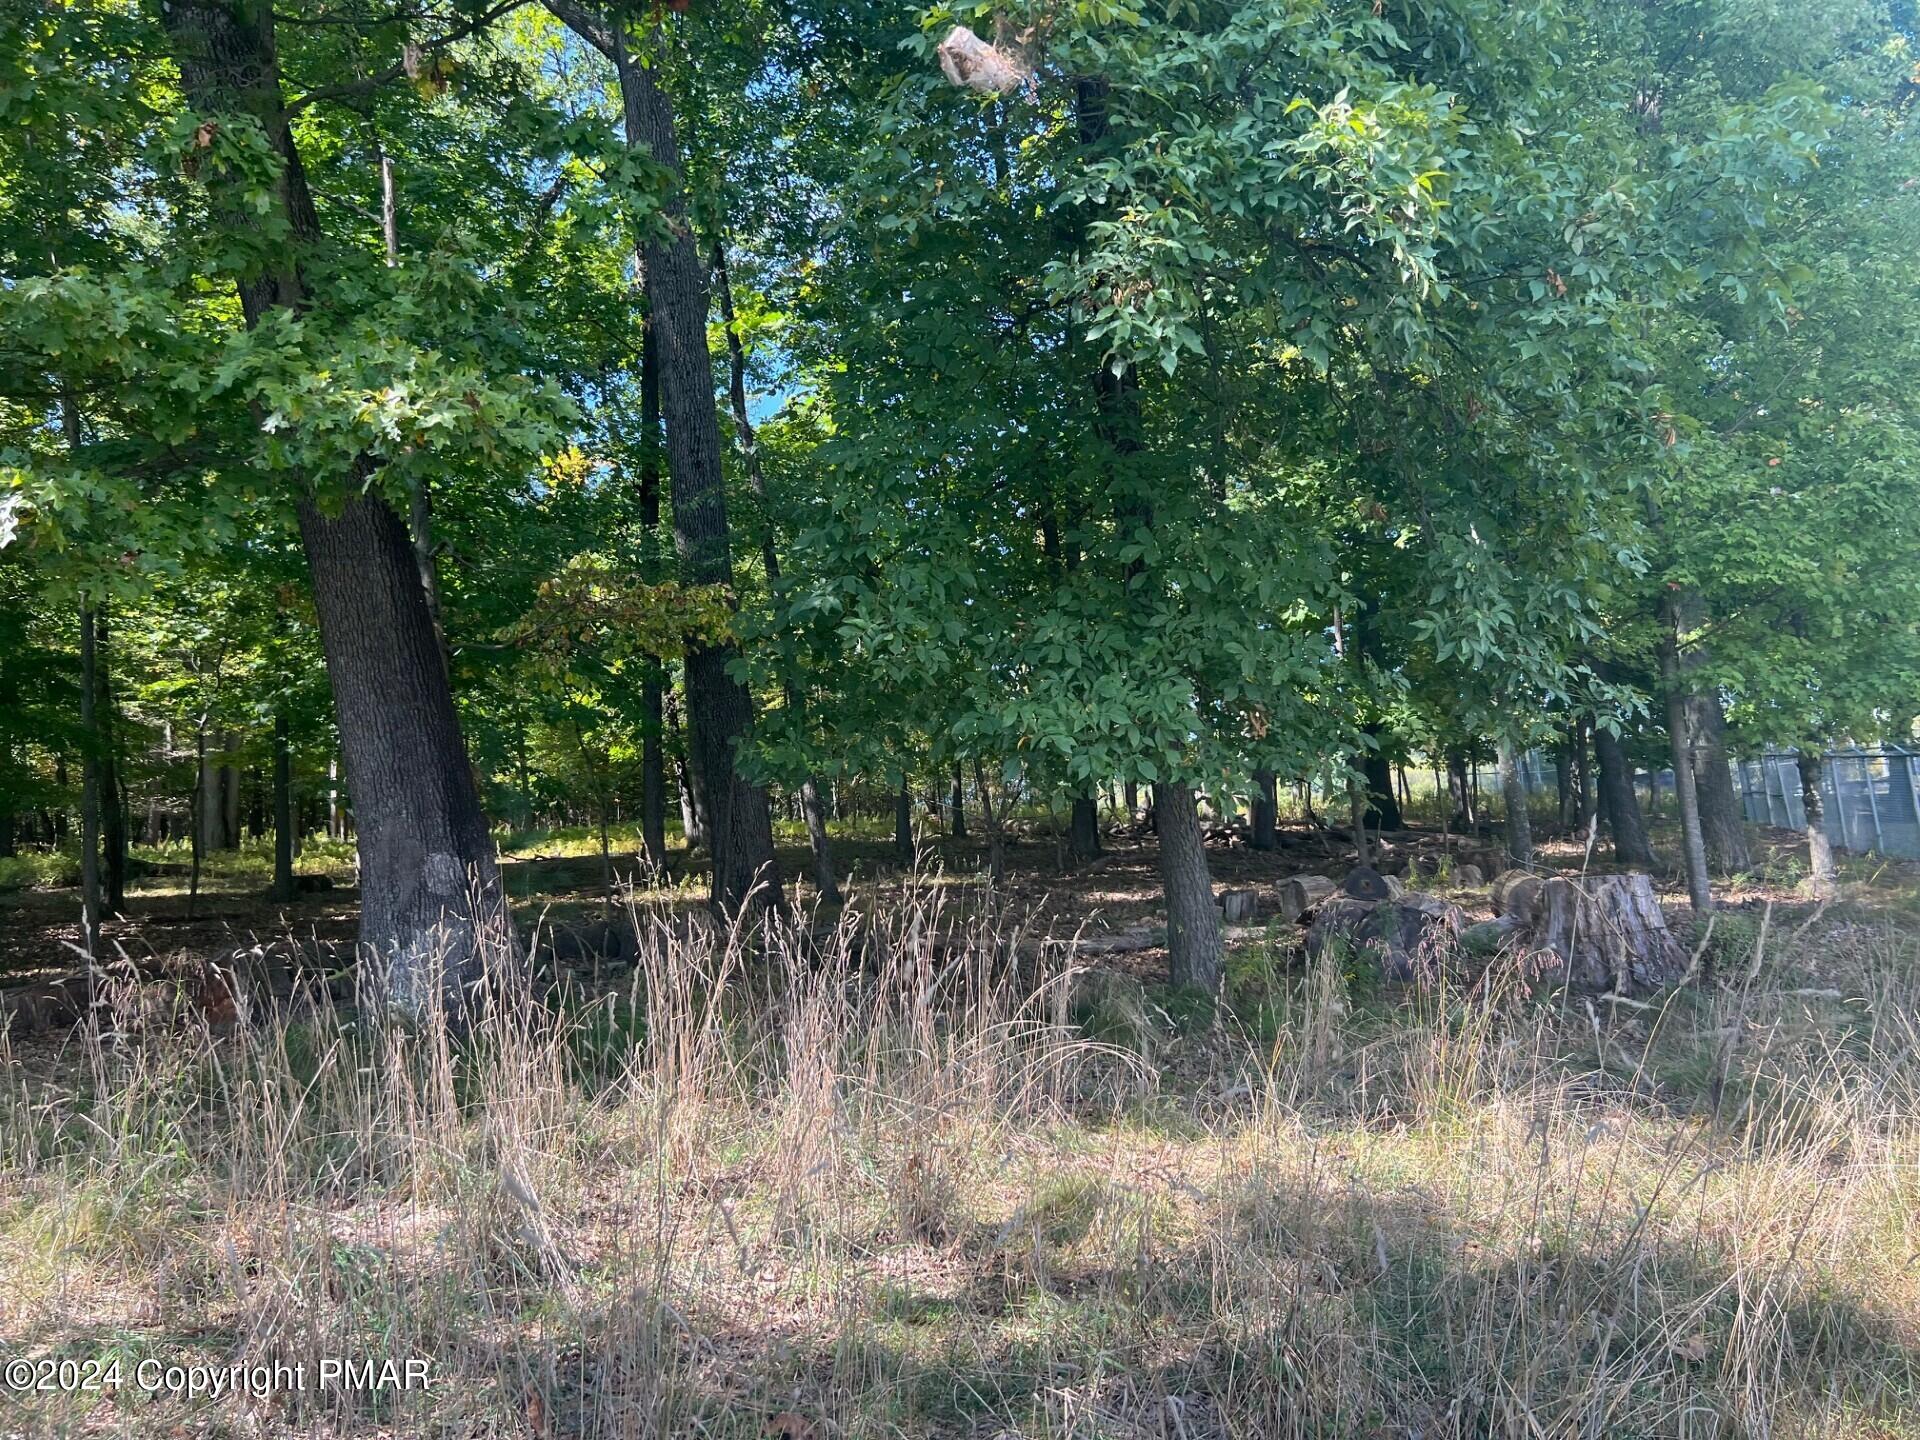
[[298, 493, 515, 1009], [1077, 76, 1219, 991], [666, 689, 707, 853], [161, 0, 511, 1015], [893, 775, 915, 864], [676, 758, 701, 850], [189, 723, 206, 920], [548, 4, 780, 917], [973, 760, 1006, 883], [1447, 751, 1475, 828], [636, 670, 667, 868], [633, 320, 669, 870], [1575, 720, 1597, 834], [715, 236, 834, 904], [199, 735, 225, 854], [1154, 781, 1224, 996], [1593, 724, 1657, 867], [385, 154, 455, 685], [1069, 792, 1101, 862], [51, 754, 67, 845], [78, 596, 102, 955], [1361, 733, 1402, 832], [1250, 768, 1278, 850], [1554, 732, 1574, 831], [407, 475, 454, 682], [94, 606, 126, 913], [1530, 874, 1687, 992], [1347, 769, 1371, 867], [1658, 601, 1714, 915], [1798, 746, 1836, 898], [596, 787, 614, 914], [1688, 689, 1751, 875], [1124, 779, 1139, 819], [1497, 737, 1533, 866], [949, 763, 967, 839], [799, 777, 841, 904], [271, 709, 295, 902], [220, 735, 241, 852]]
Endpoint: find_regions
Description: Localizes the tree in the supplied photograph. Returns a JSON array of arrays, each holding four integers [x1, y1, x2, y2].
[[547, 0, 785, 919]]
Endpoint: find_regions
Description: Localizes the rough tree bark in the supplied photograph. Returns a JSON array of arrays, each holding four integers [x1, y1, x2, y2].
[[1155, 781, 1224, 994], [160, 0, 512, 1014], [1660, 590, 1751, 875], [1496, 737, 1533, 866], [188, 723, 206, 919], [635, 318, 668, 870], [382, 153, 454, 687], [1575, 720, 1598, 834], [670, 694, 706, 852], [893, 775, 914, 864], [1077, 74, 1221, 993], [1798, 746, 1837, 898], [1554, 730, 1574, 831], [973, 760, 1006, 883], [1530, 874, 1687, 992], [1250, 769, 1278, 851], [1593, 725, 1657, 868], [1069, 793, 1101, 861], [1447, 751, 1476, 828], [93, 598, 127, 917], [1688, 689, 1751, 875], [1362, 736, 1403, 832], [271, 709, 294, 902], [78, 595, 101, 956], [548, 0, 782, 916], [715, 238, 836, 903], [1659, 599, 1715, 914]]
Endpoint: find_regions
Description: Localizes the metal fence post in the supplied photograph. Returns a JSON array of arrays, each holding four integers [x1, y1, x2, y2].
[[1860, 755, 1884, 853]]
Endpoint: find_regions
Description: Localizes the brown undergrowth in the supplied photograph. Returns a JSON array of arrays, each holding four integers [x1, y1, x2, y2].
[[3, 875, 1919, 1438]]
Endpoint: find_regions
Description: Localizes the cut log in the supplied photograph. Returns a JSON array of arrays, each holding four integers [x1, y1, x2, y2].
[[1340, 865, 1394, 901], [1528, 873, 1686, 992], [1217, 888, 1259, 924], [1277, 874, 1336, 923], [1306, 893, 1465, 982], [1490, 870, 1544, 923], [1454, 845, 1503, 878]]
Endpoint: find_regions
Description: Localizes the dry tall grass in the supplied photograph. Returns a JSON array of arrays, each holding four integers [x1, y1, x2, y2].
[[3, 883, 1918, 1438]]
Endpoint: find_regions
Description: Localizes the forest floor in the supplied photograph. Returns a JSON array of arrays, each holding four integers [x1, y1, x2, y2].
[[4, 819, 1920, 1437]]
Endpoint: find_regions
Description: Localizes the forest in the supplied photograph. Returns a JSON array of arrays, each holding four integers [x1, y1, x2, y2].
[[4, 0, 1920, 1436]]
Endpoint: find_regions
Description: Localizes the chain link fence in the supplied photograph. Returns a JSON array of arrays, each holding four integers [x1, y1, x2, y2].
[[1511, 744, 1920, 862], [1733, 747, 1920, 861]]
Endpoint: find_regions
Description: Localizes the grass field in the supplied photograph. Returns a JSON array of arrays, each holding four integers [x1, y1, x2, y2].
[[4, 847, 1920, 1439]]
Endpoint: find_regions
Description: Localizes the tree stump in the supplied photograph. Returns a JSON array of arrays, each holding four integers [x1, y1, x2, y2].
[[1217, 888, 1259, 924], [1340, 865, 1394, 901], [1528, 873, 1686, 992], [1306, 893, 1465, 982], [1276, 874, 1336, 922], [1490, 869, 1543, 923]]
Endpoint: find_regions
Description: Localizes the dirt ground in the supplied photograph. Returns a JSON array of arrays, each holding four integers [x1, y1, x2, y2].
[[3, 815, 1908, 1002]]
